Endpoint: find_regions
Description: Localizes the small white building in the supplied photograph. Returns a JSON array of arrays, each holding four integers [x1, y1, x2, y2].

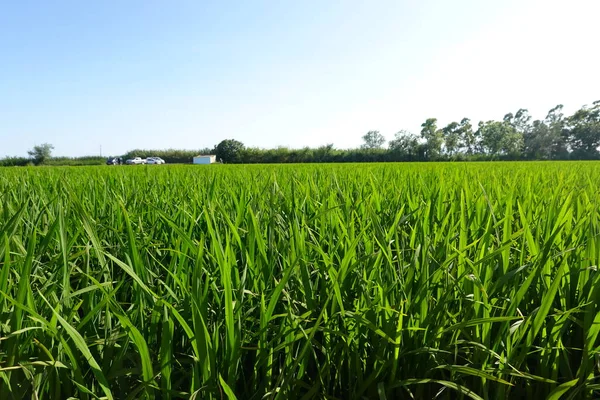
[[193, 155, 217, 164]]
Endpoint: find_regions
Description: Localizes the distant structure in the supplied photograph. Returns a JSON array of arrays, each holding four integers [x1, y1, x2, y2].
[[193, 155, 216, 164]]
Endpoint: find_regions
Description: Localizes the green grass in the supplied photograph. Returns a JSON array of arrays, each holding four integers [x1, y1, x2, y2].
[[1, 162, 600, 399]]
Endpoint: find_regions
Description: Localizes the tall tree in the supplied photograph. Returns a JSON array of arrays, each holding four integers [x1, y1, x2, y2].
[[504, 109, 543, 159], [361, 131, 385, 150], [522, 106, 568, 160], [507, 109, 532, 136], [478, 120, 522, 158], [215, 139, 245, 163], [477, 121, 499, 156], [457, 118, 477, 155], [442, 122, 460, 157], [389, 130, 420, 160], [420, 118, 443, 159], [545, 105, 569, 159], [314, 143, 334, 162], [567, 101, 600, 159], [27, 143, 54, 165], [524, 120, 552, 159]]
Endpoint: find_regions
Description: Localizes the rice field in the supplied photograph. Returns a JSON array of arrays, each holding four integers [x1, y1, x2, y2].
[[1, 162, 599, 399]]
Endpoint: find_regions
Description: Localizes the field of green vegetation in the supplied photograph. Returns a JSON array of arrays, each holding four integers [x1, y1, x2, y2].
[[1, 162, 599, 399]]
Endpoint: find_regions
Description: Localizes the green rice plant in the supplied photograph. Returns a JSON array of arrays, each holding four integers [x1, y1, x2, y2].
[[0, 162, 599, 399]]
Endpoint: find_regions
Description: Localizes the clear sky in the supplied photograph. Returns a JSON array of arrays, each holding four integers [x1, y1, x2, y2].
[[1, 0, 599, 157]]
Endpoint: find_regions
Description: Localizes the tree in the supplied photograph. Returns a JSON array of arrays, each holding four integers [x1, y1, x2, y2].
[[215, 139, 245, 163], [457, 118, 477, 155], [27, 143, 54, 165], [505, 109, 542, 159], [442, 122, 460, 157], [477, 120, 522, 158], [361, 131, 385, 150], [420, 118, 443, 159], [567, 101, 600, 159], [514, 109, 531, 132], [506, 109, 532, 137], [314, 143, 335, 162], [524, 120, 553, 159], [477, 121, 500, 156], [519, 106, 569, 160], [389, 130, 420, 160], [545, 105, 569, 159]]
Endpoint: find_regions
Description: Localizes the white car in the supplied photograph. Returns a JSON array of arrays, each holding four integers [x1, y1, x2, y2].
[[146, 157, 165, 165], [126, 157, 146, 165]]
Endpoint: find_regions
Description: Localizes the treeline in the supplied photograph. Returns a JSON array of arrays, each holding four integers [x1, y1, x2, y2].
[[121, 148, 213, 164], [395, 101, 600, 161], [0, 156, 106, 167], [2, 100, 598, 166], [214, 101, 599, 163], [119, 145, 407, 164], [45, 156, 107, 166], [129, 97, 600, 164]]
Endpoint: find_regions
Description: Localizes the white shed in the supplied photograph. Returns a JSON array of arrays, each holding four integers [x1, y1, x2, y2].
[[193, 155, 217, 164]]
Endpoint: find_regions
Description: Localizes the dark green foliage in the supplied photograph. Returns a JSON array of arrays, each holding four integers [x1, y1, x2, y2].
[[567, 101, 600, 159], [0, 157, 32, 167], [389, 130, 422, 161], [477, 120, 522, 158], [0, 156, 107, 167], [215, 139, 245, 163], [420, 118, 443, 159], [27, 143, 54, 165], [361, 130, 386, 149], [122, 148, 213, 164], [44, 156, 106, 166]]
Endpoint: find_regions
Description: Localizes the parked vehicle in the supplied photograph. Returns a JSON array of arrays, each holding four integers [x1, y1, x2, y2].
[[106, 157, 119, 165], [126, 157, 146, 165], [146, 157, 165, 165]]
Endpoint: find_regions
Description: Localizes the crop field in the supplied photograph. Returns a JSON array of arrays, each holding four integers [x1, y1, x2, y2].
[[1, 162, 599, 399]]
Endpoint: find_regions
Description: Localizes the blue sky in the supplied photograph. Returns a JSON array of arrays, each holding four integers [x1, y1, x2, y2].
[[1, 0, 599, 157]]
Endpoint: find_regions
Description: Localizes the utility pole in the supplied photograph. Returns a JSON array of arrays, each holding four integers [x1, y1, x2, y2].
[[100, 145, 102, 157]]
